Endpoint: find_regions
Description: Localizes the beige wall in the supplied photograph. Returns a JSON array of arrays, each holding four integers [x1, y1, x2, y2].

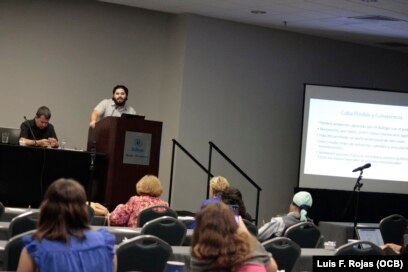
[[1, 0, 408, 224]]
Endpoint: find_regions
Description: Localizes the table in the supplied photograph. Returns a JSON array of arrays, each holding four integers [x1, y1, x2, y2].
[[318, 221, 379, 246], [0, 228, 194, 264], [0, 143, 105, 207], [293, 248, 335, 272], [170, 246, 336, 272]]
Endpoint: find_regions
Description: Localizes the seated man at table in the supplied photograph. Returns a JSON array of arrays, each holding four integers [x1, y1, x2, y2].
[[19, 106, 59, 148], [258, 191, 313, 242]]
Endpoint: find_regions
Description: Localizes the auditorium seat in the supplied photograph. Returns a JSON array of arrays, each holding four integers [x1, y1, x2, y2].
[[116, 235, 172, 272], [137, 205, 178, 227], [379, 214, 407, 245], [8, 211, 39, 239], [335, 241, 384, 256], [284, 222, 321, 248], [262, 237, 300, 272]]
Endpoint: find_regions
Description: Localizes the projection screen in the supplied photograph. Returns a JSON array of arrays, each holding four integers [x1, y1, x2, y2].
[[299, 84, 408, 194]]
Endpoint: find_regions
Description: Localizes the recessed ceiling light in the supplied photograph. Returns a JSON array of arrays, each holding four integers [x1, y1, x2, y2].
[[250, 10, 267, 15]]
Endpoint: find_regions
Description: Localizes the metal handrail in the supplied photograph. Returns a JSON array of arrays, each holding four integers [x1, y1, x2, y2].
[[208, 141, 262, 223], [168, 139, 213, 205]]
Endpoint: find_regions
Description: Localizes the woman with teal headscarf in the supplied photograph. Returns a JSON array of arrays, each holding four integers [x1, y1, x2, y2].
[[258, 191, 313, 242]]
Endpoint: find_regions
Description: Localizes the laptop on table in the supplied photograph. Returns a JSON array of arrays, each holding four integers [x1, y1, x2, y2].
[[355, 226, 384, 248]]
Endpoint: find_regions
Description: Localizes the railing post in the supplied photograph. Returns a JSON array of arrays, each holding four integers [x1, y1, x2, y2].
[[207, 144, 213, 198], [208, 141, 262, 224], [256, 189, 260, 224], [168, 140, 176, 205]]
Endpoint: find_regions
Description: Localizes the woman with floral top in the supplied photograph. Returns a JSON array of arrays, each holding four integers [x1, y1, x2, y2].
[[109, 175, 168, 227]]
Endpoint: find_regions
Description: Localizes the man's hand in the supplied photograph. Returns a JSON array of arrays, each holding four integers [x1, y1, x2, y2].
[[48, 137, 59, 148], [90, 120, 96, 128]]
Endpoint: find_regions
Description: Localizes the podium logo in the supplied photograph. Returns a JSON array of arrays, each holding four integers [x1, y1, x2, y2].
[[123, 131, 152, 165], [132, 138, 144, 152]]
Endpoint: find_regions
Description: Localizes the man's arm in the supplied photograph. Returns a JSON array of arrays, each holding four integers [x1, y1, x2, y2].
[[90, 110, 101, 128], [19, 137, 51, 147], [19, 121, 38, 146], [47, 124, 59, 148]]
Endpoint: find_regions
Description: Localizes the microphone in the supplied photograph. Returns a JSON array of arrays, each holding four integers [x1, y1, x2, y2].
[[24, 116, 37, 141], [352, 163, 371, 172]]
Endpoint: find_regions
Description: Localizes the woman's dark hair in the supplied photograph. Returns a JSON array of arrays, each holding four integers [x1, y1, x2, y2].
[[221, 187, 251, 220], [33, 178, 90, 242]]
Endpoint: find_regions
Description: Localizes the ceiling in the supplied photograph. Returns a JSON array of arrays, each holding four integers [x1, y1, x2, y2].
[[98, 0, 408, 54]]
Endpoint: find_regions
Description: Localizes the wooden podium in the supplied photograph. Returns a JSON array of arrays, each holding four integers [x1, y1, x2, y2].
[[87, 117, 162, 208]]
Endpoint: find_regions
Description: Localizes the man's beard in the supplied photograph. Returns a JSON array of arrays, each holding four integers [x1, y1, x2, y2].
[[113, 97, 126, 106]]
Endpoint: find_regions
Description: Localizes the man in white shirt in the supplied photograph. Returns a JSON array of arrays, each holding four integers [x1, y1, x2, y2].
[[90, 85, 136, 128]]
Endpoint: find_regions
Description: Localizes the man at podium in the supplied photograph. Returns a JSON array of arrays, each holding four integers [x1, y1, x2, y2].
[[90, 85, 136, 128]]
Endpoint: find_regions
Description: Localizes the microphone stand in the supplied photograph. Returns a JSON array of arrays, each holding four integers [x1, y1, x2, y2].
[[87, 141, 96, 206], [352, 170, 364, 239], [24, 116, 37, 144]]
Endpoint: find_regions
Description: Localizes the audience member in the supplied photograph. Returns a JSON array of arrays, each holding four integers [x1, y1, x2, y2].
[[109, 175, 168, 227], [381, 243, 408, 255], [258, 191, 313, 242], [191, 202, 277, 272], [17, 178, 116, 272], [90, 85, 136, 128], [200, 176, 229, 208], [19, 106, 59, 147], [222, 186, 253, 221]]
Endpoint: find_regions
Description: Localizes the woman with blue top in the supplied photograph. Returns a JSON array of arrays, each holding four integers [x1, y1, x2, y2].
[[17, 178, 116, 272], [200, 176, 230, 208]]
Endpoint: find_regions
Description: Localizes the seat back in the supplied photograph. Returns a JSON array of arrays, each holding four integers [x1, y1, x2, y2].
[[262, 237, 301, 272], [379, 214, 407, 245], [335, 241, 384, 256], [0, 202, 5, 219], [116, 234, 172, 272], [243, 219, 258, 236], [284, 222, 321, 248], [8, 211, 39, 238], [137, 205, 178, 227], [3, 230, 35, 271], [141, 216, 187, 246], [86, 204, 95, 222]]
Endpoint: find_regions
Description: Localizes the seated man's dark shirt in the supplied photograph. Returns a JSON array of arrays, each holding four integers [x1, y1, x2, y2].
[[20, 119, 57, 140]]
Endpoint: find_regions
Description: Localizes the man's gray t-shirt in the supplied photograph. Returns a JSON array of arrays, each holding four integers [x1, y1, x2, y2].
[[94, 99, 136, 118]]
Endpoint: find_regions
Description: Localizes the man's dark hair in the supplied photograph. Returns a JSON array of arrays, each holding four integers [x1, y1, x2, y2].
[[36, 106, 51, 119], [112, 85, 129, 96]]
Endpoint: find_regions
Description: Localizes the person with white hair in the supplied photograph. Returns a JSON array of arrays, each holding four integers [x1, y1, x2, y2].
[[258, 191, 313, 242]]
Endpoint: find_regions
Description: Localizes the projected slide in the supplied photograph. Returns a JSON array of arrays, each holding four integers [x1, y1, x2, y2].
[[300, 84, 408, 194], [305, 98, 408, 181]]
